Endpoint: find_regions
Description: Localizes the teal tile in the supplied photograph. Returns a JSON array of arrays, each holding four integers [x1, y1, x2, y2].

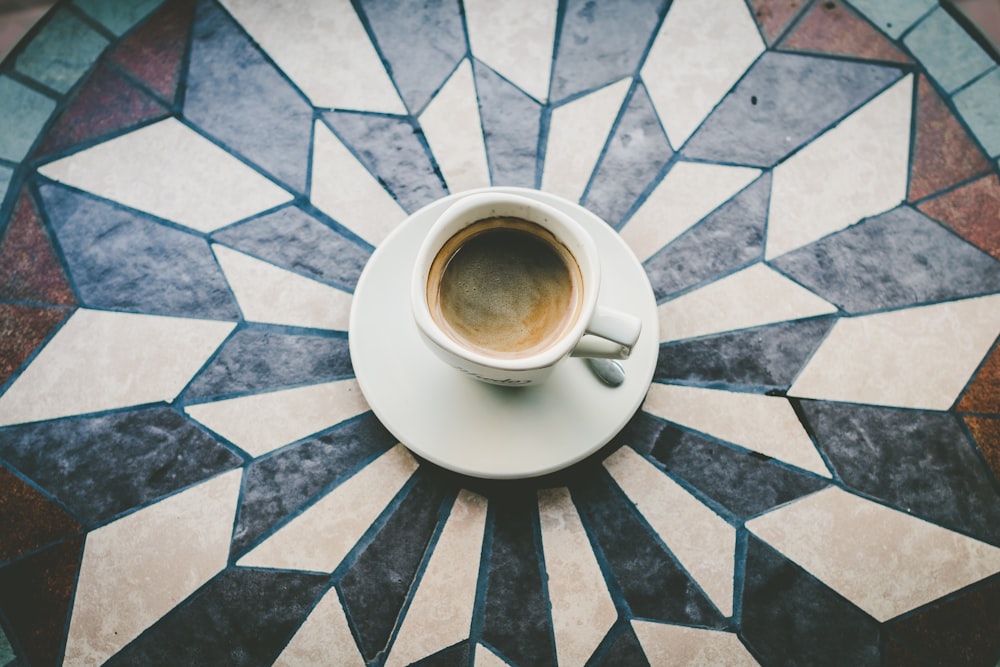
[[0, 625, 13, 667], [904, 7, 995, 93], [953, 67, 1000, 158], [846, 0, 935, 39], [0, 165, 13, 205], [73, 0, 164, 36], [0, 76, 57, 161], [14, 9, 109, 93]]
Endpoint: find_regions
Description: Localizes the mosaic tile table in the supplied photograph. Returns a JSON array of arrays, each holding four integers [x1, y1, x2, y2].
[[2, 0, 1000, 665]]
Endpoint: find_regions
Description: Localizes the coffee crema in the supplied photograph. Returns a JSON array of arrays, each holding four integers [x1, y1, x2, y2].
[[426, 216, 583, 359]]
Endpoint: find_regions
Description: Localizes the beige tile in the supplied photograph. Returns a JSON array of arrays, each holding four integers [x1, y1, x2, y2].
[[310, 119, 408, 246], [541, 77, 632, 203], [213, 244, 352, 331], [219, 0, 405, 113], [184, 379, 370, 457], [273, 588, 365, 667], [237, 444, 417, 571], [0, 309, 234, 427], [63, 470, 242, 666], [766, 75, 912, 259], [538, 487, 617, 667], [656, 263, 836, 342], [641, 0, 764, 148], [419, 59, 491, 194], [474, 643, 513, 667], [465, 0, 557, 102], [789, 294, 1000, 410], [747, 486, 1000, 621], [620, 162, 761, 262], [631, 620, 759, 666], [37, 118, 293, 233], [604, 447, 737, 616], [642, 383, 831, 477], [386, 490, 488, 667]]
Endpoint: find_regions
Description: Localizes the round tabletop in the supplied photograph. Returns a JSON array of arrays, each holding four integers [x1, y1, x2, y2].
[[0, 1, 999, 665]]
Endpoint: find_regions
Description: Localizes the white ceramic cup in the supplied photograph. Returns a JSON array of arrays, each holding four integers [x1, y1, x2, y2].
[[411, 192, 642, 386]]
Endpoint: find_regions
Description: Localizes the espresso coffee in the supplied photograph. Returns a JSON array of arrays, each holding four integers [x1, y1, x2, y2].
[[427, 216, 583, 358]]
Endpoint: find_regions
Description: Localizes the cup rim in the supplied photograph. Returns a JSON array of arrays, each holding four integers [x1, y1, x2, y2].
[[411, 192, 600, 372]]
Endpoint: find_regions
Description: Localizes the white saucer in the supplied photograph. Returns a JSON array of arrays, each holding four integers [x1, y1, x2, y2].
[[349, 187, 659, 479]]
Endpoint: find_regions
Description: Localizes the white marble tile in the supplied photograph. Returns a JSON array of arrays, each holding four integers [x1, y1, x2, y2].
[[386, 490, 488, 667], [0, 309, 234, 427], [538, 487, 617, 667], [747, 486, 1000, 621], [237, 444, 417, 571], [604, 447, 737, 616], [465, 0, 557, 102], [184, 379, 370, 458], [631, 621, 759, 666], [474, 644, 512, 667], [765, 75, 912, 259], [541, 77, 632, 203], [643, 383, 831, 477], [273, 587, 365, 667], [620, 162, 761, 262], [63, 470, 242, 666], [641, 0, 764, 149], [213, 245, 352, 331], [657, 263, 837, 342], [219, 0, 405, 113], [38, 118, 293, 233], [789, 294, 1000, 410], [418, 59, 491, 193], [310, 119, 408, 246]]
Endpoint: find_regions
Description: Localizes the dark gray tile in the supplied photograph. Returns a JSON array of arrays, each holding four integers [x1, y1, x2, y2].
[[411, 641, 470, 666], [573, 470, 726, 627], [0, 407, 242, 527], [590, 624, 650, 667], [231, 413, 397, 556], [39, 183, 239, 320], [356, 0, 466, 113], [212, 205, 372, 291], [655, 317, 836, 391], [321, 112, 446, 213], [339, 473, 450, 662], [683, 52, 902, 167], [644, 173, 769, 301], [185, 0, 312, 193], [583, 81, 672, 228], [741, 536, 881, 666], [104, 568, 329, 667], [648, 423, 829, 519], [181, 328, 353, 401], [549, 0, 667, 102], [800, 401, 1000, 546], [474, 59, 542, 188], [770, 205, 1000, 313]]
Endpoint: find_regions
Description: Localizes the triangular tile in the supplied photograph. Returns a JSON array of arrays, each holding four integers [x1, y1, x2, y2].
[[32, 63, 169, 159], [593, 624, 651, 667], [909, 75, 993, 202], [108, 0, 194, 102], [410, 642, 471, 667], [0, 465, 81, 563], [800, 401, 1000, 546], [919, 174, 1000, 261], [102, 568, 329, 666], [0, 189, 76, 306], [0, 536, 85, 667], [778, 0, 912, 63], [964, 416, 1000, 484], [274, 588, 365, 666], [748, 0, 809, 45], [631, 621, 758, 665], [322, 111, 446, 213], [647, 422, 829, 519], [473, 59, 542, 189], [583, 81, 673, 228], [185, 0, 313, 193], [0, 304, 69, 388], [39, 183, 240, 320], [959, 343, 1000, 414], [0, 406, 242, 527]]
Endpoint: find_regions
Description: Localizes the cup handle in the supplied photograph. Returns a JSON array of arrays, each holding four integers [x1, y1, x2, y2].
[[570, 305, 642, 360]]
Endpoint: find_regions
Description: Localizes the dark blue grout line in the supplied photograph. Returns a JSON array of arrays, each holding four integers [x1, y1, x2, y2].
[[349, 0, 413, 118], [64, 2, 117, 42], [466, 493, 494, 666], [530, 489, 560, 665], [897, 2, 944, 43], [578, 77, 643, 207]]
